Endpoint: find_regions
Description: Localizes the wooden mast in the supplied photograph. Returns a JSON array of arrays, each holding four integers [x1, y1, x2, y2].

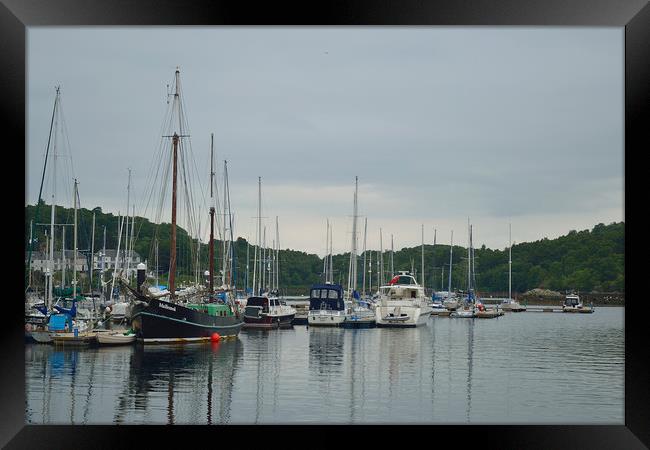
[[169, 132, 179, 301], [209, 133, 215, 296]]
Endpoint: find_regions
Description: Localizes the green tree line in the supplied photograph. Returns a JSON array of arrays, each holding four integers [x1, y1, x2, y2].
[[25, 202, 624, 295]]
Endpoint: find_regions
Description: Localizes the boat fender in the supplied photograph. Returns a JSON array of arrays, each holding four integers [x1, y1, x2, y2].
[[211, 332, 221, 342]]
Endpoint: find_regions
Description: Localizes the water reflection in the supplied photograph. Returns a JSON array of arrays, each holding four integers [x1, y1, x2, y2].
[[127, 340, 244, 424], [25, 308, 624, 424], [466, 320, 474, 423], [308, 327, 345, 374]]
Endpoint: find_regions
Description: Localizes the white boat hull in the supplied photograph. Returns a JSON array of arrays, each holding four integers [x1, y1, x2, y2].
[[97, 332, 136, 345], [308, 311, 348, 326], [375, 304, 431, 327]]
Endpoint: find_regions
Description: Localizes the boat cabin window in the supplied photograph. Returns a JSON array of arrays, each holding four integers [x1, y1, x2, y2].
[[398, 276, 416, 285], [246, 297, 269, 307], [311, 289, 321, 299], [328, 289, 340, 299]]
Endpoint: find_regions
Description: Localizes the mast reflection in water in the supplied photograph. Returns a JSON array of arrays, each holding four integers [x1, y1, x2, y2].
[[26, 308, 624, 424]]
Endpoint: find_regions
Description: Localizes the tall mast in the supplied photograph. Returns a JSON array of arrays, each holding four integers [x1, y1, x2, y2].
[[329, 223, 333, 283], [168, 67, 183, 301], [448, 230, 454, 293], [467, 218, 471, 297], [169, 133, 179, 301], [348, 176, 359, 299], [362, 216, 367, 296], [221, 161, 228, 287], [101, 226, 106, 293], [509, 223, 512, 301], [471, 224, 476, 303], [421, 224, 425, 289], [390, 234, 394, 277], [324, 219, 329, 282], [72, 179, 78, 299], [48, 87, 61, 310], [110, 212, 124, 301], [61, 223, 66, 289], [90, 211, 95, 292], [275, 216, 280, 292], [432, 228, 436, 291], [379, 228, 384, 286], [262, 226, 267, 293], [209, 133, 215, 295], [252, 177, 261, 295], [130, 203, 136, 283], [368, 251, 372, 294], [125, 168, 131, 282], [27, 86, 58, 292]]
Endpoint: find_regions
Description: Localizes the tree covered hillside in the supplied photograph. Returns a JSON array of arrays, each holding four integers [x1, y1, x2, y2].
[[25, 202, 623, 295]]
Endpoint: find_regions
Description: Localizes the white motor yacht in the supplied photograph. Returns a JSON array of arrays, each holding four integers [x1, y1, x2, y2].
[[375, 272, 432, 327]]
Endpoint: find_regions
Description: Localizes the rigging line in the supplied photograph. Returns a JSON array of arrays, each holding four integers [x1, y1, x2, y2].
[[58, 100, 77, 183]]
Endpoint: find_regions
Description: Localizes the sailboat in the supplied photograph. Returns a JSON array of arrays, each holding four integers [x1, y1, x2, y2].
[[127, 68, 244, 343], [341, 177, 375, 328], [243, 177, 296, 329], [27, 88, 95, 344], [500, 224, 526, 312], [451, 221, 477, 318]]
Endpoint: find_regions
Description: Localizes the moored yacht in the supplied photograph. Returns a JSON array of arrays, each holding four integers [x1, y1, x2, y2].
[[375, 272, 432, 327], [562, 294, 594, 313], [500, 298, 526, 312], [307, 284, 350, 326], [243, 295, 296, 329]]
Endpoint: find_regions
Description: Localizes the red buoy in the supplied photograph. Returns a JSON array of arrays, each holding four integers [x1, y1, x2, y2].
[[211, 332, 221, 342]]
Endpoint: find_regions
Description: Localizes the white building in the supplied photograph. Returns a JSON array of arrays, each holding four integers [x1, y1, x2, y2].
[[26, 249, 141, 276], [26, 250, 88, 272], [93, 249, 142, 277]]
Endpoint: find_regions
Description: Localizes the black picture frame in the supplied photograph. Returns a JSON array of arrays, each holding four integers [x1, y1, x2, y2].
[[3, 0, 646, 448]]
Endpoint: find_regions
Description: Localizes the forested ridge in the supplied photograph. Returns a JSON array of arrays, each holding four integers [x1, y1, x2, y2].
[[25, 202, 624, 295]]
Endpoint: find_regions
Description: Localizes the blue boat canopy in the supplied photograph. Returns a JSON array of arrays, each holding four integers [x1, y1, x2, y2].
[[309, 284, 345, 311], [48, 314, 73, 331]]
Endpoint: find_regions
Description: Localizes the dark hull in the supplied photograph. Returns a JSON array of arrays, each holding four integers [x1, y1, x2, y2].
[[131, 299, 244, 343], [291, 315, 309, 326], [243, 313, 295, 329], [340, 319, 376, 329], [376, 322, 417, 328]]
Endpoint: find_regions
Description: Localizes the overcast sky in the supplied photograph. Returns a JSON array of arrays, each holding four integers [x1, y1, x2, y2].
[[26, 27, 624, 257]]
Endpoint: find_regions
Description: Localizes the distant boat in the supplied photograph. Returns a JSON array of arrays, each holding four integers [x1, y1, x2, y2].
[[243, 178, 296, 329], [243, 296, 296, 329], [430, 296, 448, 315], [375, 271, 432, 327], [451, 221, 478, 318], [500, 223, 526, 312], [341, 177, 375, 327], [500, 298, 526, 312], [562, 294, 594, 313], [443, 231, 459, 311]]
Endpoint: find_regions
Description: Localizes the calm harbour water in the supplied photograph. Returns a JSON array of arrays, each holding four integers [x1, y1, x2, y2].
[[25, 307, 624, 425]]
